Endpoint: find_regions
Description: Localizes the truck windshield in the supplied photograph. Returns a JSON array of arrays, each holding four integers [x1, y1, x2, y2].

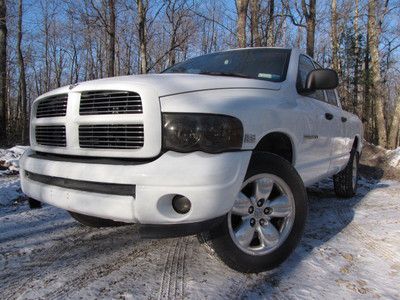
[[163, 48, 291, 83]]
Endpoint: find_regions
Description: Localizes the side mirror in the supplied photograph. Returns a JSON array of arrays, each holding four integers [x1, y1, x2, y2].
[[305, 69, 338, 91]]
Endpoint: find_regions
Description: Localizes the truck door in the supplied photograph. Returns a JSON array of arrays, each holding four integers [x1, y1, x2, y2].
[[295, 55, 333, 183], [325, 89, 351, 173]]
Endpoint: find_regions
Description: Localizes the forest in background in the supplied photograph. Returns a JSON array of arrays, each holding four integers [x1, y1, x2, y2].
[[0, 0, 399, 148]]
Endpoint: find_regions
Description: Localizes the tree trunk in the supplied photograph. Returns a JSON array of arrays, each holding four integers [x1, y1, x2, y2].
[[236, 0, 249, 48], [107, 0, 116, 77], [353, 0, 360, 115], [137, 0, 148, 74], [266, 0, 274, 46], [17, 0, 28, 143], [43, 4, 50, 92], [250, 0, 261, 47], [362, 33, 372, 141], [388, 89, 400, 149], [168, 31, 177, 66], [301, 0, 316, 57], [0, 0, 7, 144], [331, 0, 339, 72], [368, 0, 387, 147]]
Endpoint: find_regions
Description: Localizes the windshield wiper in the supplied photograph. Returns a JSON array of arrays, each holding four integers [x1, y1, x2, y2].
[[198, 71, 250, 79]]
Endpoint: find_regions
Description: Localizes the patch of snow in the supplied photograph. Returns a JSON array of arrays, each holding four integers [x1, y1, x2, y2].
[[0, 176, 23, 206], [0, 146, 28, 176], [386, 147, 400, 168]]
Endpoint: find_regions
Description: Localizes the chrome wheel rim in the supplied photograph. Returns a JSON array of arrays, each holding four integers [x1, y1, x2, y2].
[[352, 157, 358, 189], [228, 174, 295, 256]]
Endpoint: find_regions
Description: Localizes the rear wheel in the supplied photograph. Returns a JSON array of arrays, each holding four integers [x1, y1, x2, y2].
[[333, 151, 359, 198], [69, 211, 127, 228], [202, 153, 308, 273]]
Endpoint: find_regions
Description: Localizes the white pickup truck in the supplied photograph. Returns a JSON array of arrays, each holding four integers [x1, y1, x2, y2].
[[20, 48, 362, 273]]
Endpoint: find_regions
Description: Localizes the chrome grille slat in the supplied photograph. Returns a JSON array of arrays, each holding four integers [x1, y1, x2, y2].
[[79, 91, 140, 97], [79, 90, 143, 115], [80, 97, 141, 102], [36, 94, 68, 118], [79, 124, 144, 149], [35, 125, 66, 147], [37, 102, 68, 108]]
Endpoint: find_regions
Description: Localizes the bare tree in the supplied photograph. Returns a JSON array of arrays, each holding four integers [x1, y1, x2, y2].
[[0, 0, 398, 148], [108, 0, 116, 77], [353, 0, 360, 115], [266, 0, 275, 46], [388, 87, 400, 149], [41, 1, 51, 92], [0, 0, 7, 143], [236, 0, 249, 48], [17, 0, 28, 142], [331, 0, 339, 72], [367, 0, 387, 147], [137, 0, 148, 74], [165, 0, 193, 67], [250, 0, 261, 46], [301, 0, 316, 57]]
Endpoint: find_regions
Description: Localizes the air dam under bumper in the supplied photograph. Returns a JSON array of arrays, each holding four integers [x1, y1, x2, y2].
[[20, 149, 251, 224]]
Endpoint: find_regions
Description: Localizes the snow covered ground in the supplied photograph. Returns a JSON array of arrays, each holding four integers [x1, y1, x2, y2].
[[0, 146, 28, 176], [0, 173, 399, 299]]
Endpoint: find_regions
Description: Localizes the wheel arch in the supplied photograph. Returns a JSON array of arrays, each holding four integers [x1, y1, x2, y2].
[[253, 132, 295, 165]]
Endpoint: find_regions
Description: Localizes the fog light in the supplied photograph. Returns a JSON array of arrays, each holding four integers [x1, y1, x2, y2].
[[172, 195, 191, 214]]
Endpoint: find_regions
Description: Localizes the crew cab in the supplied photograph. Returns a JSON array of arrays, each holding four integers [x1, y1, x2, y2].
[[20, 48, 363, 273]]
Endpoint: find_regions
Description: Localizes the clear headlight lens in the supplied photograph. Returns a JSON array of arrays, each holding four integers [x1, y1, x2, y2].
[[162, 113, 243, 153]]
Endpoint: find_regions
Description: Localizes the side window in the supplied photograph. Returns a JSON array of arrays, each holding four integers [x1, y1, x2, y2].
[[325, 89, 338, 106], [297, 55, 325, 102]]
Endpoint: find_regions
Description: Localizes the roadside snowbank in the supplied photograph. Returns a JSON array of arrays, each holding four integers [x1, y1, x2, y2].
[[0, 146, 28, 175], [359, 142, 400, 180], [386, 147, 400, 168]]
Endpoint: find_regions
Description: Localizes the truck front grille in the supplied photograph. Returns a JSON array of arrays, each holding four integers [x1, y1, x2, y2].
[[35, 126, 66, 147], [79, 91, 143, 115], [79, 124, 144, 149], [36, 94, 68, 118]]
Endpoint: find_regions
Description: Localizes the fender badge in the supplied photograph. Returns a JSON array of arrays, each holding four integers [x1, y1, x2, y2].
[[69, 83, 79, 90], [304, 135, 319, 140]]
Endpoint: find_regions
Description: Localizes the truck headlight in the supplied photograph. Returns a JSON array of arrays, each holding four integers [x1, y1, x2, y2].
[[162, 113, 243, 153]]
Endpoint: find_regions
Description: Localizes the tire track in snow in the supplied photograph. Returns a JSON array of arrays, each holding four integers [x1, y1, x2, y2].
[[33, 226, 144, 299], [334, 199, 399, 264], [158, 238, 190, 300], [43, 244, 145, 299], [2, 237, 75, 300], [1, 224, 140, 299]]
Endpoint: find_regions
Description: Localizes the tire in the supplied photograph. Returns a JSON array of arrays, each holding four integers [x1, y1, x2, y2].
[[202, 152, 308, 273], [28, 198, 42, 209], [68, 211, 128, 228], [333, 151, 359, 198]]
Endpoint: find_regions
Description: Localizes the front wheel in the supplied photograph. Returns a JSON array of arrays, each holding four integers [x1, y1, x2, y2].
[[202, 153, 308, 273]]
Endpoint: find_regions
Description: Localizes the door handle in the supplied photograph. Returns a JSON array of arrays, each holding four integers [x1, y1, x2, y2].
[[341, 117, 347, 123], [325, 113, 334, 120]]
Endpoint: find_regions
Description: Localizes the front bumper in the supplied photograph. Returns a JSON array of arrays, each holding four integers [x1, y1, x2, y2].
[[20, 149, 251, 224]]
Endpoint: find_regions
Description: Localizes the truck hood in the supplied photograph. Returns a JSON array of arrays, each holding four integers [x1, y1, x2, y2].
[[35, 73, 282, 100]]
